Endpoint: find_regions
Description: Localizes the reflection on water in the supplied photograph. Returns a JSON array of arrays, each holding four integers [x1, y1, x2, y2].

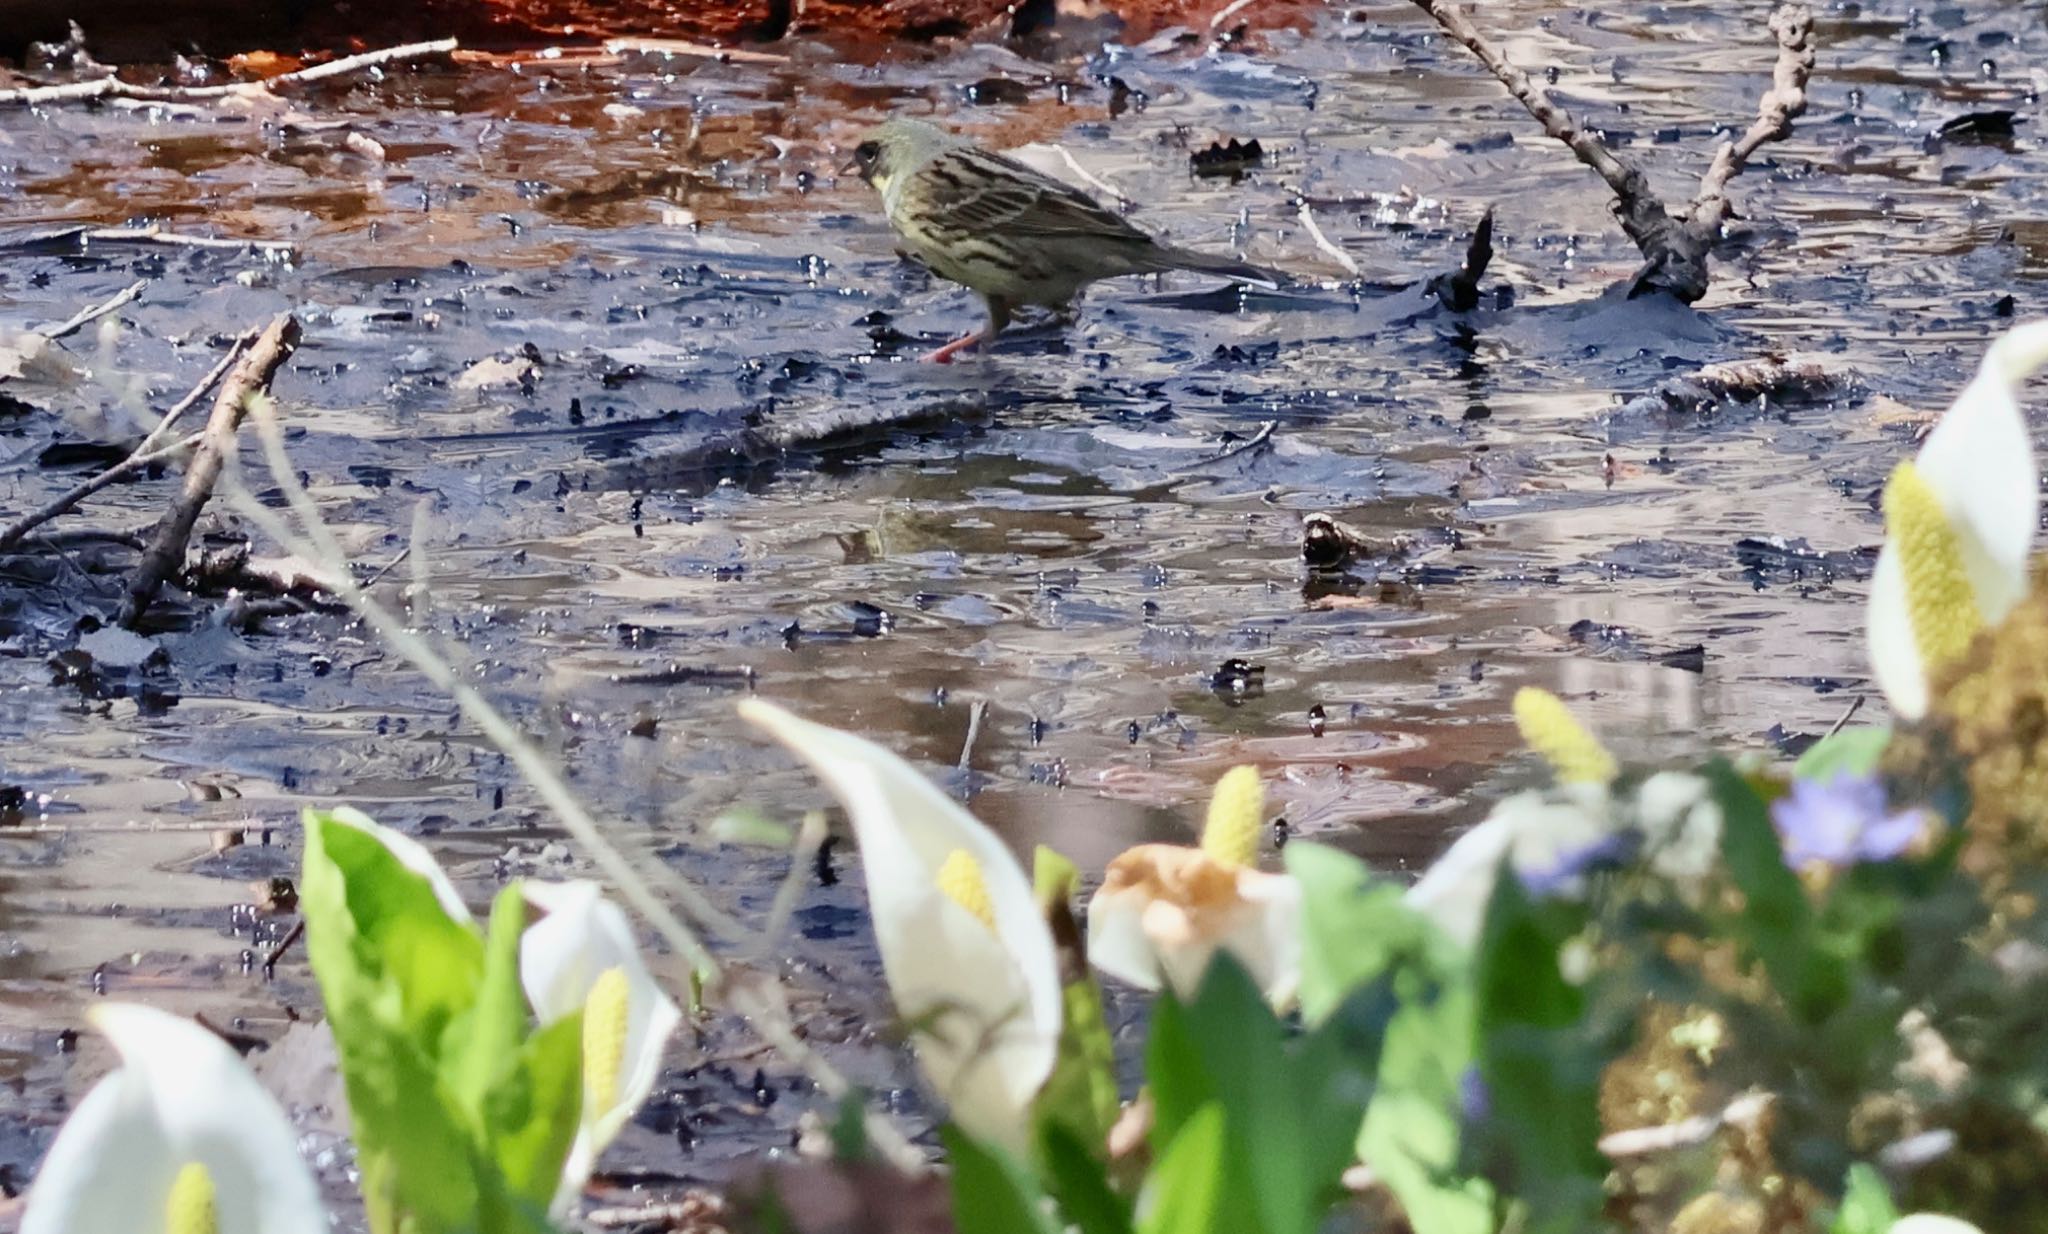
[[0, 0, 2042, 1188]]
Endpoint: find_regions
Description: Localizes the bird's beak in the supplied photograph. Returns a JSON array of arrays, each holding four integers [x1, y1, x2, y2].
[[838, 154, 862, 178]]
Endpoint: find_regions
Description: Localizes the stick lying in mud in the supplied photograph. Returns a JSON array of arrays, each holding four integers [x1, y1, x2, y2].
[[38, 280, 147, 341], [0, 226, 297, 258], [0, 333, 253, 553], [1410, 0, 1813, 302], [0, 38, 460, 108], [119, 313, 300, 626]]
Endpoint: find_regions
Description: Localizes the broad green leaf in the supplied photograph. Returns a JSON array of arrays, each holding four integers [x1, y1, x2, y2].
[[1792, 726, 1892, 784], [1830, 1164, 1899, 1234], [944, 1125, 1061, 1234], [1138, 1104, 1229, 1234], [1288, 844, 1493, 1234], [446, 884, 531, 1126], [484, 1010, 586, 1213], [1040, 1121, 1134, 1234], [303, 809, 484, 1043], [1473, 874, 1604, 1233], [1146, 955, 1384, 1234], [1289, 844, 1458, 1019], [330, 1007, 484, 1234]]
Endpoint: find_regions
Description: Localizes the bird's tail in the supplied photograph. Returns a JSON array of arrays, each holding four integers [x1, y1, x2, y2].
[[1150, 245, 1289, 290]]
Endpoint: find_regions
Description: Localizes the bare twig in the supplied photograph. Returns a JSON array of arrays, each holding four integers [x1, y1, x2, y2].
[[140, 333, 256, 453], [0, 38, 459, 107], [1173, 420, 1277, 476], [601, 36, 788, 64], [1210, 0, 1264, 28], [1822, 694, 1866, 741], [1294, 197, 1362, 277], [0, 336, 253, 553], [958, 700, 989, 771], [584, 1193, 726, 1230], [1687, 6, 1815, 232], [1409, 0, 1814, 301], [1, 225, 297, 258], [39, 280, 146, 341], [0, 430, 204, 553], [1598, 1092, 1771, 1158], [119, 313, 299, 625], [261, 919, 306, 971], [1046, 144, 1132, 211]]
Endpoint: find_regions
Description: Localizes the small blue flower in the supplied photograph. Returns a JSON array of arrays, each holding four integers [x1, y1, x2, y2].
[[1518, 831, 1638, 898], [1771, 773, 1924, 868], [1459, 1068, 1491, 1124]]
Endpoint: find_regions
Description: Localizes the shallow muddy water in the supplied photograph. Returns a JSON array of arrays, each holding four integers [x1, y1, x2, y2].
[[0, 0, 2043, 1210]]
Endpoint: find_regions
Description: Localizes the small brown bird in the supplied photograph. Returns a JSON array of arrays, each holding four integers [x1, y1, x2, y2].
[[847, 118, 1284, 362]]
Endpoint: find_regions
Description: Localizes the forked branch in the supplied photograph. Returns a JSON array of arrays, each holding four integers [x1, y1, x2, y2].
[[1411, 0, 1813, 302]]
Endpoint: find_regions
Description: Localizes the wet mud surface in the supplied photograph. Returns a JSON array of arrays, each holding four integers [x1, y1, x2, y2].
[[0, 0, 2043, 1211]]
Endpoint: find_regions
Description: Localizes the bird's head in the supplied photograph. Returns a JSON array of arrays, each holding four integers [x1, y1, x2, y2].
[[843, 118, 953, 193]]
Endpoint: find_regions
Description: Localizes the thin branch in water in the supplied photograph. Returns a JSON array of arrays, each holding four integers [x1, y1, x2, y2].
[[119, 312, 299, 625], [0, 225, 298, 259], [1173, 420, 1278, 477], [261, 919, 306, 972], [1822, 694, 1865, 742], [958, 700, 989, 771], [1046, 144, 1132, 211], [1407, 0, 1814, 302], [1294, 197, 1362, 277], [0, 38, 459, 107], [38, 280, 146, 341], [0, 429, 204, 553]]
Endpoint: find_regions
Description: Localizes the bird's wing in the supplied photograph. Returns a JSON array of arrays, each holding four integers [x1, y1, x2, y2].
[[915, 146, 1155, 245]]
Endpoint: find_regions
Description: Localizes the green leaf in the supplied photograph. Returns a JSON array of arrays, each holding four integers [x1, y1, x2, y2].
[[1287, 844, 1493, 1234], [1711, 763, 1848, 1020], [1034, 845, 1081, 912], [1830, 1164, 1899, 1234], [1146, 955, 1385, 1234], [944, 1125, 1061, 1234], [1138, 1105, 1229, 1234], [484, 1009, 586, 1213], [1040, 1121, 1134, 1234], [1473, 873, 1605, 1234], [830, 1090, 871, 1163], [1031, 846, 1121, 1157], [446, 884, 531, 1126], [330, 1008, 485, 1234], [1793, 726, 1892, 784], [302, 809, 484, 1043]]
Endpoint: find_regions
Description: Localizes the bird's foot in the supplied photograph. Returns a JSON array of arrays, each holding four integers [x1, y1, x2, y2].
[[924, 331, 985, 364]]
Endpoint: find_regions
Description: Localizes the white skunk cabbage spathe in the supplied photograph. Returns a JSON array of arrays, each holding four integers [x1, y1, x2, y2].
[[739, 699, 1061, 1154], [520, 880, 683, 1217], [22, 1003, 325, 1234], [1868, 320, 2048, 719]]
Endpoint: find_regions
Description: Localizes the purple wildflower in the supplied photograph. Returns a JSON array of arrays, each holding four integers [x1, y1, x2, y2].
[[1459, 1068, 1491, 1124], [1771, 773, 1925, 868], [1518, 831, 1638, 898]]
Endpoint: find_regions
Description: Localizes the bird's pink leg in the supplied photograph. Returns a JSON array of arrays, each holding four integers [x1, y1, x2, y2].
[[924, 330, 984, 364], [925, 295, 1012, 364]]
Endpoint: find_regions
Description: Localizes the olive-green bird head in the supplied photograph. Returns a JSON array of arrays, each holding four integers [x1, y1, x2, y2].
[[844, 118, 958, 194]]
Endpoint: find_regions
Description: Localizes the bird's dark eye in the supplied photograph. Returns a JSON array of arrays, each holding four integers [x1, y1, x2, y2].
[[855, 141, 881, 168]]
